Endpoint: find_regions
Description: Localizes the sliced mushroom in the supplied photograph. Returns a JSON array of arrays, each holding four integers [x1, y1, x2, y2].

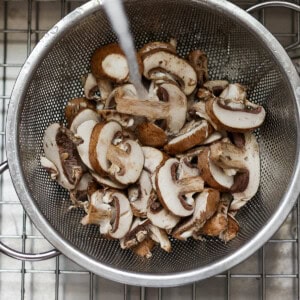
[[210, 133, 260, 211], [164, 120, 213, 155], [65, 97, 96, 126], [142, 51, 197, 95], [187, 50, 208, 87], [40, 156, 58, 180], [138, 41, 177, 59], [219, 213, 240, 242], [120, 218, 150, 249], [196, 88, 213, 101], [81, 73, 99, 100], [172, 189, 220, 240], [115, 83, 187, 134], [42, 123, 84, 190], [156, 158, 204, 217], [90, 171, 126, 190], [105, 84, 137, 109], [220, 83, 247, 102], [198, 147, 234, 192], [132, 237, 156, 258], [97, 110, 135, 128], [97, 79, 113, 101], [70, 109, 100, 133], [106, 139, 144, 185], [128, 170, 153, 217], [135, 122, 167, 147], [149, 224, 171, 252], [203, 80, 229, 97], [102, 190, 133, 239], [202, 131, 224, 145], [91, 43, 129, 83]]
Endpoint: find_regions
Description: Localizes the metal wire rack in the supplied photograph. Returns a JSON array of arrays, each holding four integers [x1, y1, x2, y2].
[[1, 0, 300, 299]]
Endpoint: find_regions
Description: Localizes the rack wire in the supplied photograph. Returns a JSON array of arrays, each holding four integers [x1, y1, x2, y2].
[[1, 1, 300, 299]]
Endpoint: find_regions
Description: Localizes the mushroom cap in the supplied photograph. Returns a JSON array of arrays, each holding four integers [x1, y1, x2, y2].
[[90, 171, 126, 190], [91, 43, 129, 83], [138, 41, 177, 59], [70, 108, 100, 133], [197, 147, 234, 192], [142, 146, 168, 174], [106, 139, 144, 185], [164, 120, 213, 154], [135, 122, 167, 147], [43, 123, 83, 190], [156, 158, 204, 217], [172, 188, 220, 240], [142, 51, 197, 95]]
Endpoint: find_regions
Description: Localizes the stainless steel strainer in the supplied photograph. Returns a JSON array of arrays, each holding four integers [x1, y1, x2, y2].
[[1, 0, 300, 287]]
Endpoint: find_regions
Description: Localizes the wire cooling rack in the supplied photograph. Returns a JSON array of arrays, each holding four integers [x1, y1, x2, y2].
[[1, 1, 300, 299]]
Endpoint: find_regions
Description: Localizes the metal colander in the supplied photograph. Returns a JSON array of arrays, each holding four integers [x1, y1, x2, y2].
[[3, 0, 300, 287]]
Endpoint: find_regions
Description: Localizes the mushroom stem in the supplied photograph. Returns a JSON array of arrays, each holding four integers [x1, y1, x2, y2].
[[177, 176, 204, 193]]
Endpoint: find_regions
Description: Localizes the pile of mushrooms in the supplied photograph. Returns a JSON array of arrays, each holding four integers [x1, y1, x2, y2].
[[40, 40, 266, 258]]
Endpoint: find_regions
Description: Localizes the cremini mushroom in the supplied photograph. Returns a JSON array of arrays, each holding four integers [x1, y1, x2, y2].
[[90, 171, 126, 190], [135, 122, 167, 147], [142, 50, 197, 95], [70, 109, 100, 133], [115, 82, 187, 134], [42, 123, 84, 190], [220, 83, 247, 102], [164, 120, 213, 154], [149, 224, 171, 252], [187, 50, 209, 87], [97, 110, 135, 128], [138, 40, 177, 59], [203, 80, 229, 97], [156, 158, 204, 217], [172, 188, 220, 240]]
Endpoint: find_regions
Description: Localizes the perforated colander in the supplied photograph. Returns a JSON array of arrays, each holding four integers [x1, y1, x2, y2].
[[2, 0, 300, 287]]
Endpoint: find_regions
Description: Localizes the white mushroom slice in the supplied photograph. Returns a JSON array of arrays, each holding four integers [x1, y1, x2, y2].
[[147, 192, 180, 232], [115, 83, 187, 134], [76, 120, 98, 171], [156, 158, 204, 217], [135, 122, 167, 147], [120, 218, 150, 249], [98, 110, 135, 128], [102, 191, 133, 239], [149, 224, 171, 252], [42, 123, 83, 190], [128, 170, 153, 217], [210, 133, 260, 211], [82, 73, 100, 100], [220, 83, 247, 102], [70, 109, 100, 133], [91, 43, 131, 83], [164, 120, 213, 155], [106, 139, 144, 185], [142, 51, 197, 95], [187, 50, 208, 86], [202, 131, 224, 145], [206, 97, 266, 132], [203, 80, 229, 96], [198, 148, 234, 192], [90, 171, 126, 190], [40, 156, 58, 180], [88, 121, 123, 176], [172, 189, 220, 240], [177, 156, 200, 178], [81, 190, 114, 235]]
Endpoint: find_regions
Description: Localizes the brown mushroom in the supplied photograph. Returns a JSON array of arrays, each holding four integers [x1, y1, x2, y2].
[[97, 110, 135, 128], [187, 50, 209, 86], [90, 171, 126, 190], [138, 41, 177, 59], [135, 122, 167, 147], [70, 109, 100, 134], [203, 80, 229, 97]]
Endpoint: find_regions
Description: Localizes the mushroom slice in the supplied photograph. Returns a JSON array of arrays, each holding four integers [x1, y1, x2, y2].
[[97, 110, 135, 128], [91, 43, 129, 83], [40, 156, 58, 180], [115, 83, 187, 134], [210, 133, 260, 211], [147, 191, 181, 232], [138, 41, 177, 59], [81, 73, 99, 100], [90, 171, 126, 190], [156, 158, 204, 217], [172, 189, 220, 240], [149, 224, 171, 252], [65, 97, 96, 126], [81, 190, 114, 236], [102, 191, 133, 239], [220, 83, 247, 102], [42, 123, 83, 190], [195, 193, 231, 238], [120, 218, 150, 249], [202, 131, 224, 145], [128, 170, 153, 217], [132, 237, 156, 258], [106, 139, 144, 185], [105, 84, 137, 109], [76, 120, 98, 171], [135, 122, 167, 147], [203, 80, 229, 97], [187, 50, 209, 87], [97, 79, 113, 102], [198, 148, 234, 192], [88, 121, 123, 176], [142, 51, 197, 95], [70, 109, 100, 134], [196, 88, 213, 101], [164, 120, 213, 155], [219, 213, 240, 242]]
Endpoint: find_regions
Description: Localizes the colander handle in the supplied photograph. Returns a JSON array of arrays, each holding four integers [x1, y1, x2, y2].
[[247, 1, 300, 13], [0, 161, 60, 261]]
